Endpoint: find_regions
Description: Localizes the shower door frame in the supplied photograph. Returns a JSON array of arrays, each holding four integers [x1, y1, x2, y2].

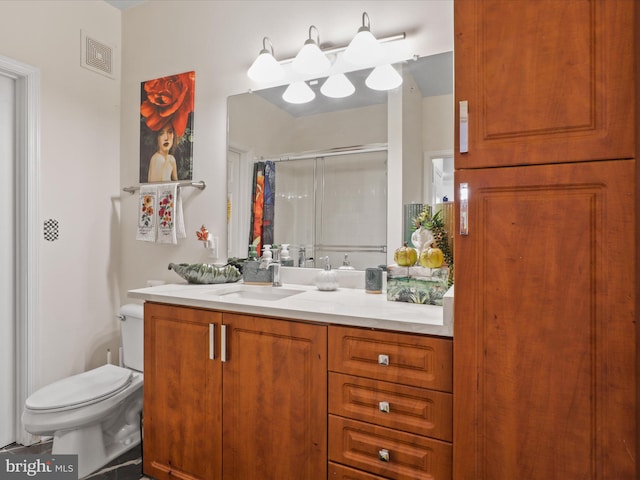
[[269, 144, 388, 270]]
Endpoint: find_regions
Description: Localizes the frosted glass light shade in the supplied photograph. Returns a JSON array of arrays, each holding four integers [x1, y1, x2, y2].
[[282, 81, 316, 104], [292, 41, 330, 75], [343, 29, 383, 66], [247, 50, 285, 82], [320, 74, 355, 98], [365, 64, 403, 91]]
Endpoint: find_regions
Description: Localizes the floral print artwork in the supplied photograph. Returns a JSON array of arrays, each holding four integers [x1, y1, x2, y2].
[[158, 192, 174, 229], [137, 187, 157, 242], [140, 195, 154, 227]]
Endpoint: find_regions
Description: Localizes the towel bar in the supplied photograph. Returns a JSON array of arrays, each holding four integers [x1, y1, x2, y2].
[[123, 180, 206, 194]]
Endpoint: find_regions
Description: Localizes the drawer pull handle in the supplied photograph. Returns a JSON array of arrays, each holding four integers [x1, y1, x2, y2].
[[379, 401, 390, 413], [378, 449, 390, 462], [378, 354, 389, 366]]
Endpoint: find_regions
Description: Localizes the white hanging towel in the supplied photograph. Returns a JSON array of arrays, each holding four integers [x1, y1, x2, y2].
[[175, 185, 186, 239], [157, 183, 186, 244], [136, 185, 157, 242]]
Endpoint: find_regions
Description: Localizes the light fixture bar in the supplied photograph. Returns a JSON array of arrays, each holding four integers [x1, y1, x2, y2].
[[277, 32, 406, 65]]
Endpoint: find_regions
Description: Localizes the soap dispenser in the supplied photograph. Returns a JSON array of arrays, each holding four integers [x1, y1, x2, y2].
[[262, 244, 273, 261], [315, 256, 338, 291]]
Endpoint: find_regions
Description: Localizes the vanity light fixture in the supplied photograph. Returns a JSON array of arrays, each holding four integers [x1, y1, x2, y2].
[[320, 73, 355, 98], [343, 12, 383, 67], [291, 25, 331, 75], [282, 81, 316, 104], [249, 14, 409, 104], [247, 37, 285, 83], [365, 64, 403, 91]]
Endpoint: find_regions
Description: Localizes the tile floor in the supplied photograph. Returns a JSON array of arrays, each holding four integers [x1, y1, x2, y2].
[[0, 440, 145, 480]]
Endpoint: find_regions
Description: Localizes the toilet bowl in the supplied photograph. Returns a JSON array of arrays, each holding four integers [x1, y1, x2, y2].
[[22, 304, 144, 479]]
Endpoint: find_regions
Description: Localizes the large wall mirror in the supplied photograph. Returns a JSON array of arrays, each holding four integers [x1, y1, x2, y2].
[[227, 52, 453, 270]]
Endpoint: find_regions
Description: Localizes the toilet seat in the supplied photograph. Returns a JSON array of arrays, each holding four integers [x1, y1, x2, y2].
[[26, 364, 133, 412]]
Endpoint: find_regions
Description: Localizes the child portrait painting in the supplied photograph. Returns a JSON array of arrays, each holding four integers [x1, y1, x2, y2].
[[139, 71, 195, 183]]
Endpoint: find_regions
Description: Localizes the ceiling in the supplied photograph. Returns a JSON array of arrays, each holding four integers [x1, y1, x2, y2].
[[103, 0, 146, 10]]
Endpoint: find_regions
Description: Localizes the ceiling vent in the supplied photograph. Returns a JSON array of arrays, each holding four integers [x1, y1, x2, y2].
[[80, 30, 116, 79]]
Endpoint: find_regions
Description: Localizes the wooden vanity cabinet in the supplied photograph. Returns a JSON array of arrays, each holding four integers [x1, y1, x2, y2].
[[221, 312, 327, 480], [143, 303, 327, 480], [328, 325, 453, 480], [143, 302, 223, 480]]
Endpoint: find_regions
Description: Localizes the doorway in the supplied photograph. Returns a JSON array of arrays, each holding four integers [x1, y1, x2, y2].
[[0, 71, 15, 448], [0, 54, 40, 447]]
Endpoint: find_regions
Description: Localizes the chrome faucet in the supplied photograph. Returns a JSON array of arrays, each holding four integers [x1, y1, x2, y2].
[[268, 262, 282, 287], [298, 246, 306, 268], [258, 255, 282, 287]]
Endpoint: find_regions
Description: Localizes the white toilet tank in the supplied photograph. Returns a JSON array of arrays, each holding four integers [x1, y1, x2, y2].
[[119, 304, 144, 372]]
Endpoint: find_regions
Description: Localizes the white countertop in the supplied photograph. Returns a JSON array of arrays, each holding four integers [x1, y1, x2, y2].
[[128, 281, 454, 337]]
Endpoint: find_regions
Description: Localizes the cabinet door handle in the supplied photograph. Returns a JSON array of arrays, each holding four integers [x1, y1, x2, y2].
[[459, 100, 468, 153], [209, 324, 215, 360], [220, 324, 227, 362], [460, 182, 469, 236], [378, 354, 389, 366], [378, 449, 390, 462], [379, 401, 390, 413]]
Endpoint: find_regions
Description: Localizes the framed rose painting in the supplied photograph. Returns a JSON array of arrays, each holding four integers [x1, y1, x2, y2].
[[139, 71, 195, 183]]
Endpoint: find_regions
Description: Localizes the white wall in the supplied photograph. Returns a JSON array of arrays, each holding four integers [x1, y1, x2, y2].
[[423, 94, 454, 152], [0, 1, 121, 388], [0, 0, 453, 390], [120, 0, 453, 298]]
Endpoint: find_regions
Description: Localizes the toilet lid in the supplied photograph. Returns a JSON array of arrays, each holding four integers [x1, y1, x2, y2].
[[26, 364, 133, 410]]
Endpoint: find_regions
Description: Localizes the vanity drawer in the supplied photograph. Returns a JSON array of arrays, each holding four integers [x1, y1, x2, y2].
[[328, 326, 453, 392], [329, 415, 452, 480], [329, 373, 452, 441], [328, 461, 387, 480]]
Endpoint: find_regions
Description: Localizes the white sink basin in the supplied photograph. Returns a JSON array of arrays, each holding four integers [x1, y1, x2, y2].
[[215, 285, 304, 302]]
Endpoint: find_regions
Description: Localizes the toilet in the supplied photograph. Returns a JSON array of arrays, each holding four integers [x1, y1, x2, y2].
[[22, 304, 144, 478]]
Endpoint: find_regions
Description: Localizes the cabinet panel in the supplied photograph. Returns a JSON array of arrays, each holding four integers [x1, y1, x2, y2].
[[328, 462, 387, 480], [222, 313, 327, 480], [453, 160, 636, 479], [329, 373, 452, 441], [143, 303, 222, 480], [329, 326, 452, 392], [329, 415, 452, 480], [455, 0, 634, 168]]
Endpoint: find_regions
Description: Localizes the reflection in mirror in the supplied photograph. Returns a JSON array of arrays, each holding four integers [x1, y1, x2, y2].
[[273, 149, 387, 269], [227, 52, 453, 270]]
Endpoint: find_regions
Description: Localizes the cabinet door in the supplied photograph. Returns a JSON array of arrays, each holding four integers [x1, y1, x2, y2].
[[221, 313, 327, 480], [454, 0, 635, 168], [453, 160, 636, 479], [143, 303, 222, 480]]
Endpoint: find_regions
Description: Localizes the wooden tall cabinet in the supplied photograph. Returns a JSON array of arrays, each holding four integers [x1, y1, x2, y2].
[[454, 0, 635, 168], [453, 1, 637, 479], [143, 303, 327, 480]]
